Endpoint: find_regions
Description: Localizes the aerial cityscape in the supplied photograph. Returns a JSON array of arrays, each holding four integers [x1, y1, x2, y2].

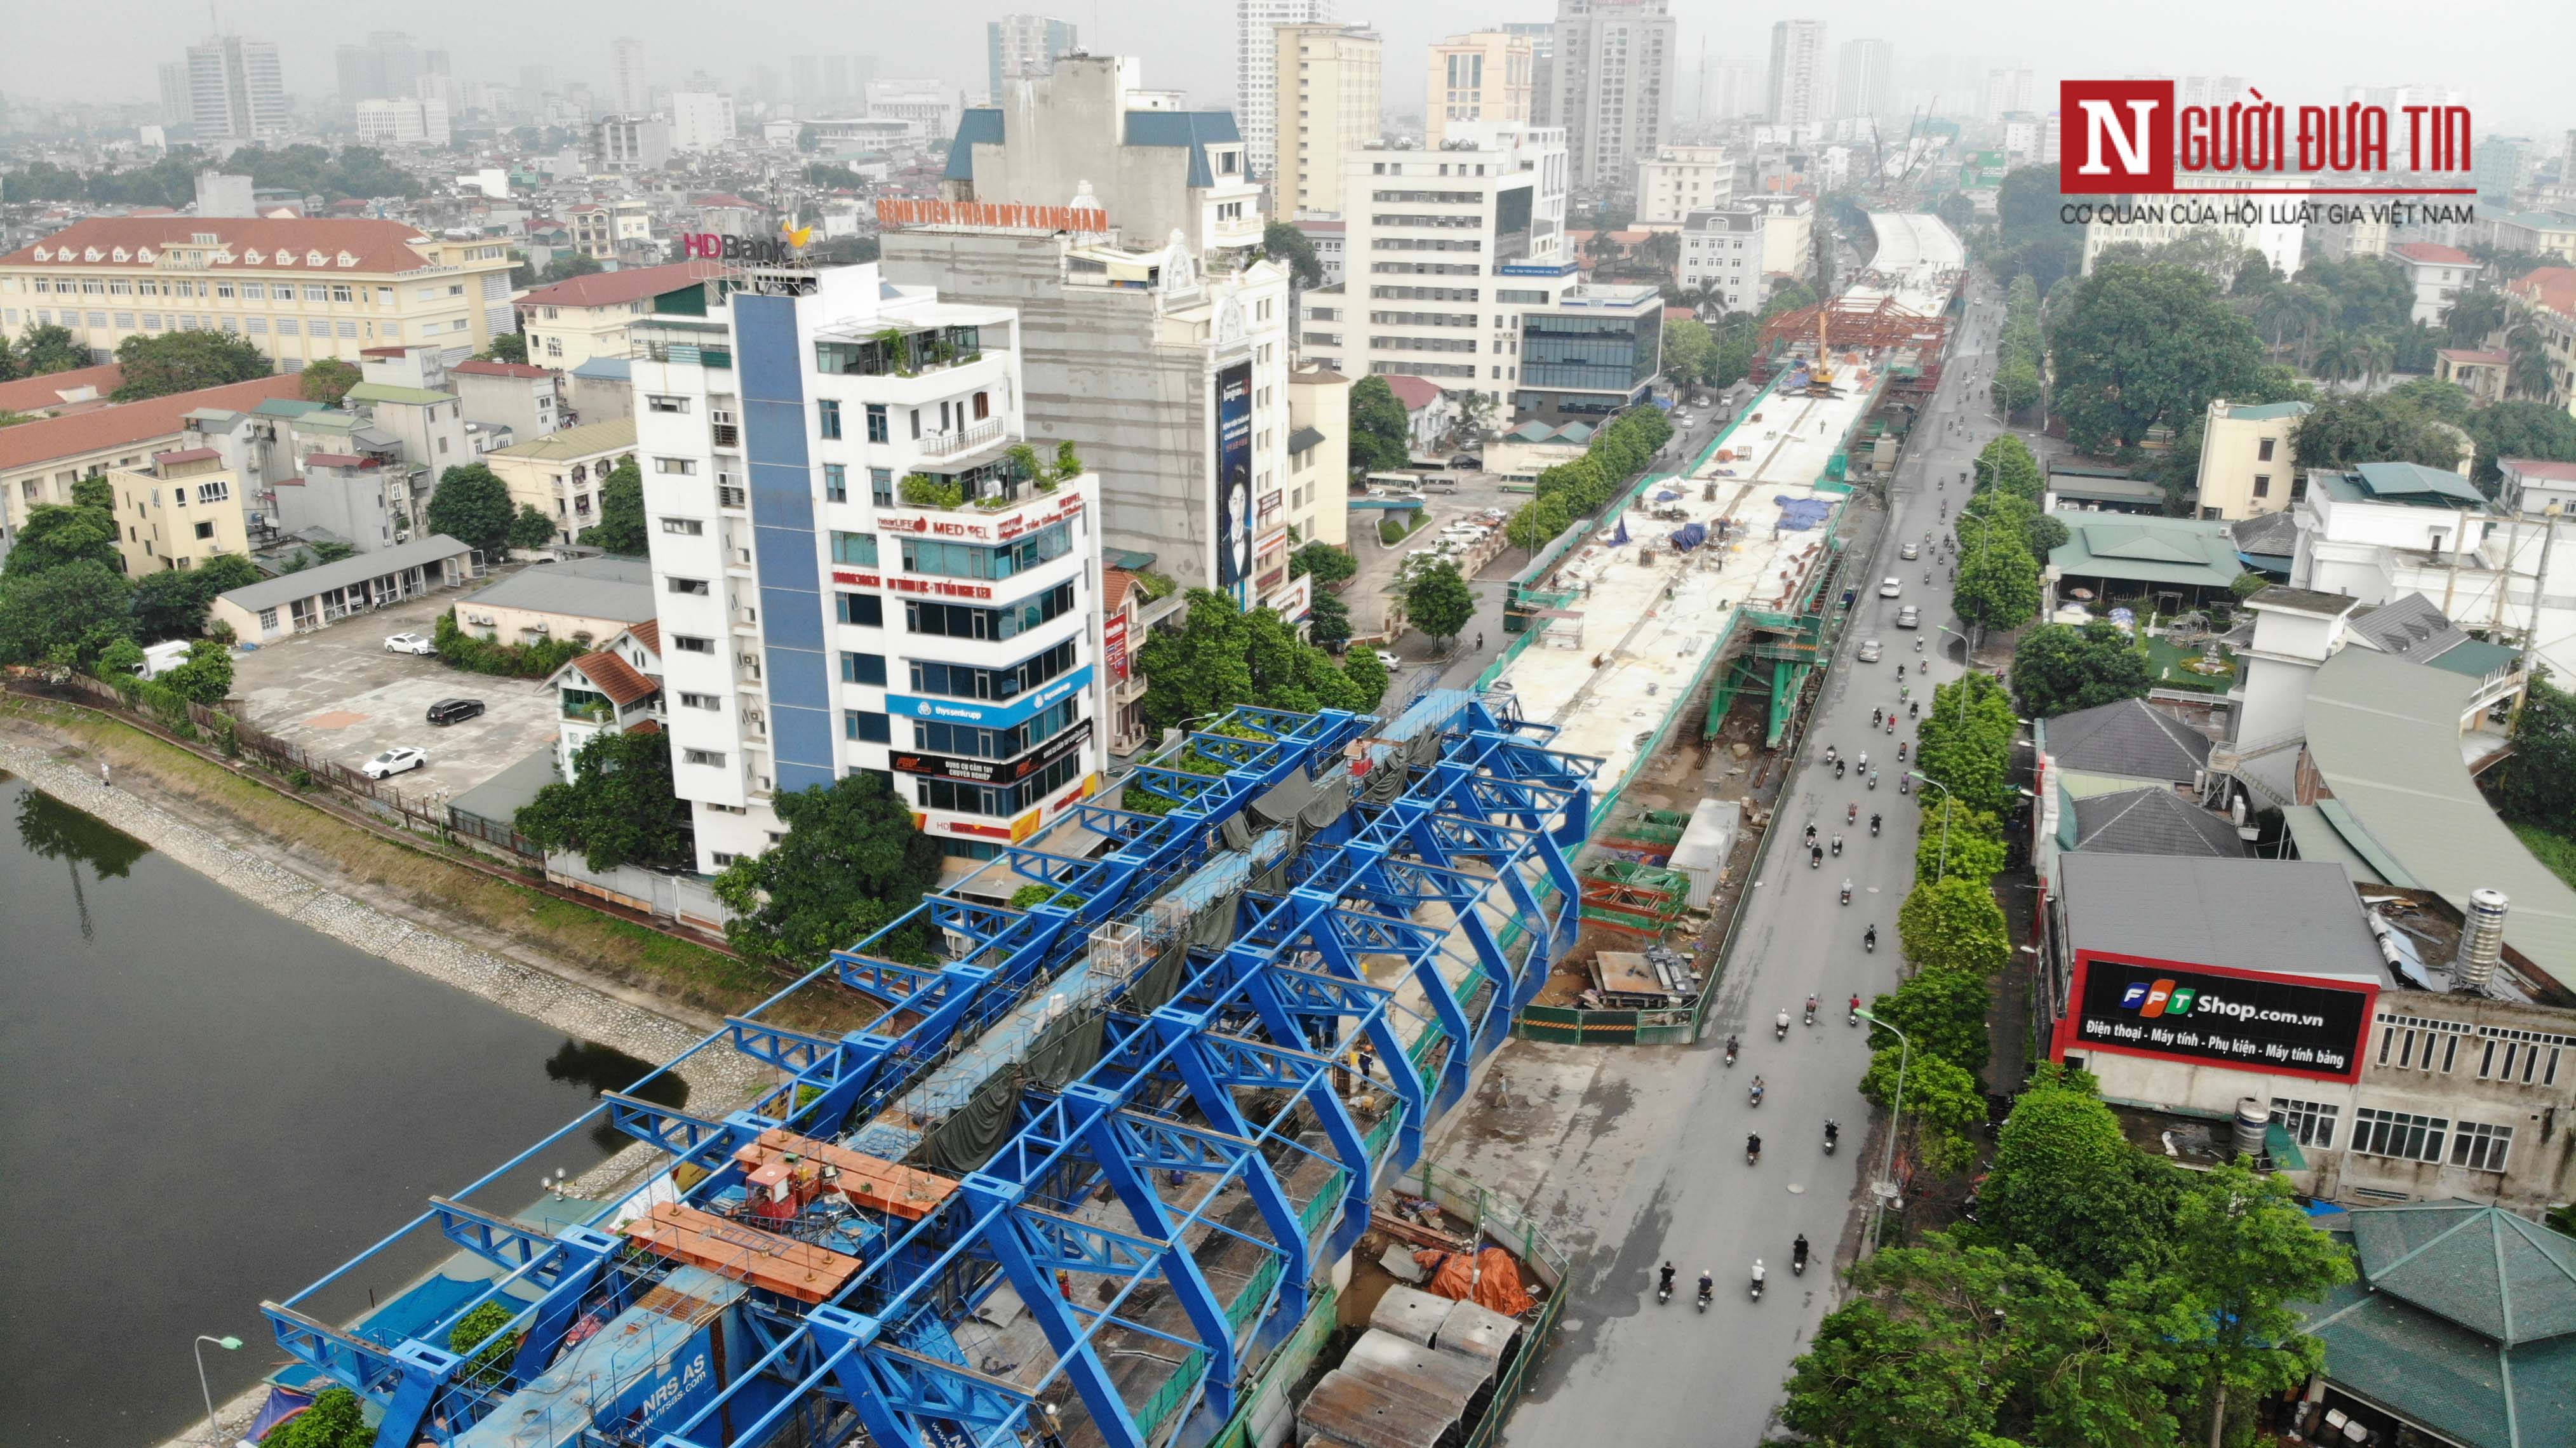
[[5, 3, 2576, 1447]]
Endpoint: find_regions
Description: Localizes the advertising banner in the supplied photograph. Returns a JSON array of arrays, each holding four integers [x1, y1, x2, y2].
[[890, 718, 1093, 785], [2057, 951, 2377, 1083], [1215, 360, 1254, 593], [1104, 611, 1130, 681], [885, 665, 1093, 730]]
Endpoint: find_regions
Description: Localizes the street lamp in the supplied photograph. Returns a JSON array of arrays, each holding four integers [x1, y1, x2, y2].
[[194, 1334, 243, 1447], [1855, 1009, 1910, 1257], [1910, 772, 1956, 880]]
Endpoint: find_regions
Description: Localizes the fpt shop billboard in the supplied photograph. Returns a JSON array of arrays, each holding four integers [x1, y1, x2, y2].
[[1214, 359, 1255, 595], [2053, 951, 2377, 1083]]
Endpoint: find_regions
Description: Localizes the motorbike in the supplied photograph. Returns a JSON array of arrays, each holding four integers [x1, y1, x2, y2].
[[1825, 1120, 1842, 1155], [1835, 759, 1846, 779], [1870, 814, 1882, 836], [1804, 998, 1817, 1026], [1747, 1132, 1762, 1162], [1858, 750, 1870, 771], [1658, 1269, 1675, 1306], [1809, 844, 1822, 869], [1909, 701, 1920, 718], [1774, 1012, 1790, 1040], [1839, 880, 1853, 905], [1846, 801, 1858, 824], [1898, 742, 1909, 761], [1900, 775, 1912, 795], [1872, 707, 1882, 728], [1868, 770, 1879, 790], [1750, 1076, 1768, 1106], [1792, 1240, 1811, 1275], [1724, 1035, 1738, 1067], [1914, 638, 1924, 653], [1863, 925, 1877, 953], [1830, 835, 1843, 857], [1848, 996, 1862, 1026], [1697, 1277, 1714, 1313], [1886, 716, 1895, 735], [1924, 570, 1933, 584], [1750, 1263, 1767, 1302]]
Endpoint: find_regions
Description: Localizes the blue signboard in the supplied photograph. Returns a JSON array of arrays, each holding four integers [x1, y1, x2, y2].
[[886, 665, 1094, 730]]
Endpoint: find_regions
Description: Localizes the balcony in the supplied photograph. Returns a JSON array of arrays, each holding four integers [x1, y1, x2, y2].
[[814, 325, 984, 380], [899, 446, 1087, 512], [917, 416, 1006, 458], [639, 340, 733, 370]]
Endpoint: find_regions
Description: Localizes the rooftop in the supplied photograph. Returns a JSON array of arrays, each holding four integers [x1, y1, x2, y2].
[[0, 361, 123, 416], [2056, 854, 2384, 986], [0, 372, 307, 473], [2248, 584, 2361, 617], [2392, 241, 2476, 265], [2216, 398, 2313, 422], [2507, 266, 2576, 317], [217, 533, 474, 615], [344, 381, 454, 408], [2068, 786, 2248, 859], [1380, 375, 1445, 412], [516, 259, 727, 311], [2, 216, 471, 275], [2231, 511, 2302, 561], [563, 648, 657, 706], [2038, 697, 2215, 784], [457, 555, 657, 624], [450, 359, 556, 380], [2347, 593, 2474, 664], [2502, 459, 2576, 483], [2316, 460, 2490, 509], [2049, 511, 2245, 590], [487, 417, 638, 462]]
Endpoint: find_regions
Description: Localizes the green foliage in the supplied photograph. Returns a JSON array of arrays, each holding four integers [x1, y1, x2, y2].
[[0, 560, 134, 667], [110, 330, 270, 401], [1916, 673, 2020, 814], [158, 638, 235, 706], [1052, 440, 1083, 479], [1337, 637, 1386, 707], [538, 252, 606, 285], [1305, 589, 1353, 650], [3, 500, 121, 577], [478, 332, 531, 365], [1289, 542, 1357, 587], [2293, 388, 2469, 474], [1660, 317, 1717, 389], [898, 474, 964, 508], [1261, 220, 1324, 288], [262, 1386, 375, 1448], [2462, 402, 2576, 492], [509, 503, 561, 551], [1861, 1048, 1985, 1174], [580, 459, 648, 555], [448, 1300, 527, 1391], [424, 463, 518, 559], [1915, 797, 2008, 885], [1898, 874, 2011, 975], [1973, 434, 2043, 502], [432, 612, 580, 679], [2501, 675, 2576, 833], [715, 774, 944, 965], [238, 143, 424, 201], [2050, 260, 2279, 453], [299, 357, 361, 406], [97, 638, 147, 678], [1007, 883, 1087, 911], [70, 477, 114, 513], [1952, 533, 2039, 633], [1135, 589, 1379, 733], [2011, 620, 2152, 718], [1501, 405, 1671, 550], [14, 322, 91, 376], [1505, 493, 1569, 554], [2149, 1162, 2356, 1441], [1402, 559, 1475, 645], [1348, 376, 1412, 474], [1978, 1066, 2180, 1294], [1868, 967, 1992, 1076], [1983, 167, 2085, 295], [516, 728, 692, 871], [129, 553, 260, 641], [1759, 279, 1818, 320]]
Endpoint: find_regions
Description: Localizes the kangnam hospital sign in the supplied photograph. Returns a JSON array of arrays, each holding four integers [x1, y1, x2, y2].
[[875, 199, 1110, 232]]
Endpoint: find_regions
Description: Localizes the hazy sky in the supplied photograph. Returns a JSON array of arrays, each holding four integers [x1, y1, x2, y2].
[[8, 0, 2569, 135]]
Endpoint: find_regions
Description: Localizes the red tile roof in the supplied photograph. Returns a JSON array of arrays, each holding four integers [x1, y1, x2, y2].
[[2391, 241, 2474, 265], [2438, 348, 2507, 365], [516, 258, 728, 311], [2509, 266, 2576, 318], [2504, 460, 2576, 481], [1103, 568, 1137, 610], [0, 373, 306, 473], [2, 216, 449, 274], [1379, 374, 1444, 412], [0, 361, 123, 416], [694, 193, 757, 210], [627, 619, 661, 655], [571, 648, 658, 706], [452, 359, 556, 379]]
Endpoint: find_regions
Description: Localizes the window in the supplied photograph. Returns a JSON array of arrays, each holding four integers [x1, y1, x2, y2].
[[710, 852, 739, 867], [817, 399, 843, 439], [840, 652, 888, 685], [823, 464, 847, 502], [2258, 438, 2277, 462], [648, 394, 690, 413], [830, 532, 878, 566], [2351, 1108, 2446, 1163], [2251, 474, 2272, 499], [304, 285, 329, 302], [679, 692, 720, 710], [654, 457, 699, 475], [906, 636, 1078, 702], [194, 520, 215, 540], [2269, 1098, 2338, 1149], [845, 709, 892, 743], [2449, 1121, 2513, 1173], [915, 751, 1083, 816], [330, 285, 354, 304], [681, 748, 727, 767], [2473, 1025, 2571, 1085], [2379, 1013, 2470, 1072], [673, 634, 716, 654], [215, 281, 235, 299], [916, 696, 1080, 760], [836, 593, 885, 627], [901, 521, 1073, 581], [865, 403, 889, 443], [257, 607, 278, 631], [661, 518, 704, 535], [870, 467, 894, 506], [904, 581, 1077, 641]]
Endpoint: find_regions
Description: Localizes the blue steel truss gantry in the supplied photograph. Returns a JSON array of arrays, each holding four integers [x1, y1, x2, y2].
[[260, 693, 1597, 1448]]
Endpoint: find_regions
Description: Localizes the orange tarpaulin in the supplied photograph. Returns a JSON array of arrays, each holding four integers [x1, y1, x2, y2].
[[1412, 1247, 1534, 1317]]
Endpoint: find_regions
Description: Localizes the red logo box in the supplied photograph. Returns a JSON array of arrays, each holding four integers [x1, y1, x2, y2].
[[2060, 79, 2175, 193]]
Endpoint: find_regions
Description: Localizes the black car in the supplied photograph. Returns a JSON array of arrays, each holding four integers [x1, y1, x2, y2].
[[1448, 454, 1483, 471], [426, 697, 486, 725]]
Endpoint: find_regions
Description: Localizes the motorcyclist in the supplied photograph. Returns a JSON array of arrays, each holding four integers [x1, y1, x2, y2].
[[1870, 812, 1882, 833], [1746, 1132, 1762, 1160], [1751, 1258, 1768, 1288], [1840, 876, 1853, 902], [1831, 833, 1844, 855], [1726, 1033, 1740, 1061], [1774, 1009, 1790, 1035], [1793, 1234, 1811, 1268], [1848, 992, 1862, 1015], [1825, 1120, 1841, 1146], [1699, 1270, 1715, 1299], [1810, 843, 1823, 868], [1847, 801, 1858, 824], [1863, 924, 1877, 950], [1659, 1261, 1677, 1296]]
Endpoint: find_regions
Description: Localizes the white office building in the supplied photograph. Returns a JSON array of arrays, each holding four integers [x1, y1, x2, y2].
[[1766, 20, 1827, 128], [1836, 38, 1893, 121], [1635, 144, 1734, 225], [629, 265, 1106, 870], [183, 32, 290, 141], [1550, 0, 1677, 192], [353, 97, 450, 147], [669, 92, 738, 153]]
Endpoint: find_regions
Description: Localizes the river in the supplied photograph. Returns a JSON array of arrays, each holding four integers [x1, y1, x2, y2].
[[0, 776, 684, 1447]]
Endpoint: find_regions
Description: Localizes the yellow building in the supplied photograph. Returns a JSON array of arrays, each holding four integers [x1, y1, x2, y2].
[[1287, 361, 1351, 549], [1425, 32, 1534, 151], [1273, 23, 1382, 220], [514, 259, 724, 370], [0, 217, 514, 368], [2190, 398, 2312, 520], [481, 417, 638, 546], [106, 448, 251, 575]]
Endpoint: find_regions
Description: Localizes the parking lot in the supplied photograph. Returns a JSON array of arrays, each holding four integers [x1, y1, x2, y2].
[[228, 587, 565, 801], [1343, 470, 1523, 645]]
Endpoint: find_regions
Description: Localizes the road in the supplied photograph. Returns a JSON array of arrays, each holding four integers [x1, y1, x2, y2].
[[1484, 270, 2021, 1448]]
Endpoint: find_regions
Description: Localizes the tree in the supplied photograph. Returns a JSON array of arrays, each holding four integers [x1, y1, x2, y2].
[[1305, 590, 1353, 650], [2011, 620, 2152, 717], [478, 332, 530, 365], [1338, 637, 1387, 707], [1403, 559, 1475, 647], [1, 501, 120, 577], [1952, 533, 2040, 634], [1917, 673, 2020, 814], [1348, 376, 1412, 474], [580, 458, 648, 554], [1973, 434, 2042, 502], [1506, 495, 1569, 555], [1897, 875, 2011, 975], [424, 463, 518, 559], [130, 553, 261, 640], [2049, 260, 2279, 452], [511, 504, 561, 550], [0, 561, 135, 668], [1978, 1066, 2180, 1295], [1661, 317, 1716, 389], [515, 728, 693, 872], [300, 356, 361, 407], [110, 330, 270, 401], [1868, 966, 1993, 1076], [714, 773, 943, 965], [1289, 541, 1357, 588], [154, 637, 235, 705], [2292, 388, 2467, 473], [1134, 590, 1378, 734], [2150, 1162, 2354, 1445], [14, 323, 90, 375], [1860, 1048, 1985, 1173], [1915, 797, 2008, 885], [263, 1386, 375, 1448], [2500, 675, 2576, 831], [2462, 401, 2576, 491], [1261, 220, 1324, 288], [2506, 322, 2554, 401], [537, 252, 606, 285]]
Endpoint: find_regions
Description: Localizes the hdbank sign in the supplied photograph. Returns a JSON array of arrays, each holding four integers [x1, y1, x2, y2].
[[886, 666, 1093, 730]]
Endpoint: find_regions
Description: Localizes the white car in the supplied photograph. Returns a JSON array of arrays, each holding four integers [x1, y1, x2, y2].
[[384, 632, 436, 655], [1856, 638, 1883, 663], [1879, 577, 1902, 598], [361, 746, 428, 779], [1901, 541, 1921, 561]]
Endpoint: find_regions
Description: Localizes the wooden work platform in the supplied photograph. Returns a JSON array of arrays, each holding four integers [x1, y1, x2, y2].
[[623, 1202, 863, 1304], [737, 1127, 958, 1221]]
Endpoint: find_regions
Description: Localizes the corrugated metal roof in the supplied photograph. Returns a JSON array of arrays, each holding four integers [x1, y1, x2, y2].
[[344, 381, 452, 407], [2050, 511, 2244, 589], [2071, 787, 2248, 859], [1122, 110, 1248, 186], [2352, 1203, 2576, 1347], [945, 108, 1004, 180], [457, 555, 656, 623], [2281, 803, 2390, 885], [2037, 698, 2213, 784], [2056, 854, 2385, 984], [2304, 647, 2576, 988], [216, 534, 474, 614]]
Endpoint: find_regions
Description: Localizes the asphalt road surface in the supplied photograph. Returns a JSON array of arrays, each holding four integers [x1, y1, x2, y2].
[[1499, 274, 2016, 1448]]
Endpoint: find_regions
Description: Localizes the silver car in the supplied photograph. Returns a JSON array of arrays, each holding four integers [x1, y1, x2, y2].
[[1856, 638, 1883, 663]]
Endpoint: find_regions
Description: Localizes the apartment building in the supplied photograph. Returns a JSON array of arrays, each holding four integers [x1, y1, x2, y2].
[[1272, 23, 1382, 221], [590, 116, 672, 175], [0, 218, 515, 370], [1425, 32, 1535, 151], [274, 453, 408, 553], [483, 419, 638, 547], [1550, 0, 1677, 192], [183, 32, 290, 142], [629, 264, 1106, 869], [450, 359, 567, 441], [2190, 398, 2313, 520], [1635, 144, 1734, 225], [2504, 267, 2576, 415], [669, 92, 737, 154], [2389, 242, 2478, 326], [1766, 20, 1827, 128], [105, 449, 251, 575], [1293, 218, 1347, 286], [1238, 0, 1334, 186], [0, 372, 304, 557], [987, 15, 1079, 100], [1835, 38, 1894, 121], [1676, 204, 1771, 314], [516, 260, 728, 370]]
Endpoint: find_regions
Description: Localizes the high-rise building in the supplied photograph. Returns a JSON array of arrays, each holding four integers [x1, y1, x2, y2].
[[611, 37, 647, 119], [354, 97, 450, 147], [1238, 0, 1333, 187], [1700, 57, 1758, 120], [1274, 23, 1381, 219], [336, 31, 420, 103], [158, 61, 191, 131], [669, 92, 738, 153], [1551, 0, 1677, 192], [1766, 20, 1827, 127], [1425, 32, 1535, 151], [627, 265, 1108, 870], [1983, 67, 2034, 122], [518, 65, 553, 120], [1503, 22, 1555, 126], [590, 116, 671, 174], [1836, 38, 1893, 120], [987, 15, 1078, 102], [1636, 144, 1734, 225], [182, 32, 290, 141]]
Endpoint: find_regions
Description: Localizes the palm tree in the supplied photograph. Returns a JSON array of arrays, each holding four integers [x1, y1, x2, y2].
[[2442, 288, 2508, 347], [2355, 331, 2398, 391], [2288, 283, 2334, 369], [2506, 323, 2554, 401], [2253, 287, 2305, 359], [2311, 328, 2363, 387]]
